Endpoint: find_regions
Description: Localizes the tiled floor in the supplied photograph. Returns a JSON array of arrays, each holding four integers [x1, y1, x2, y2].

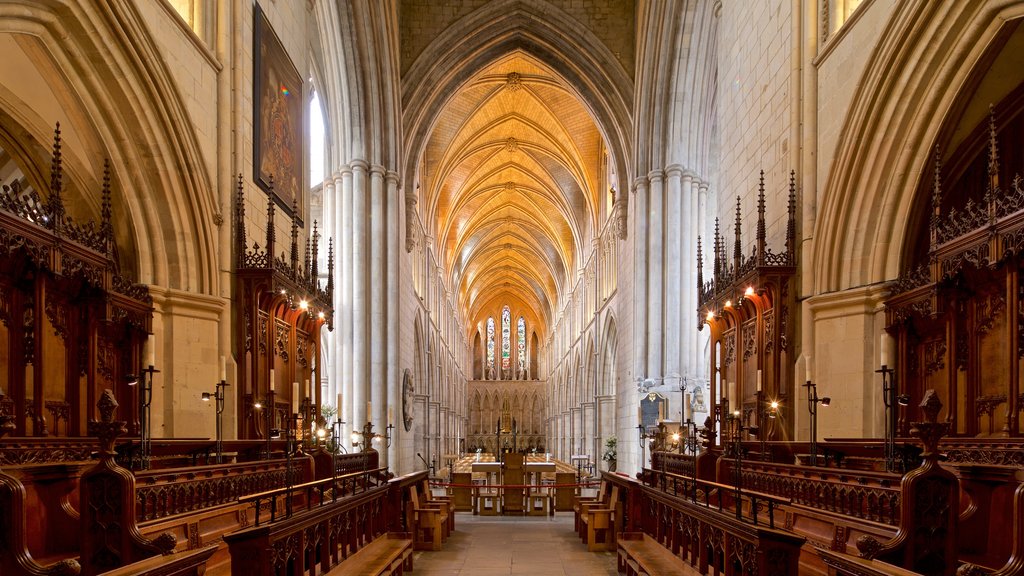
[[411, 512, 619, 575]]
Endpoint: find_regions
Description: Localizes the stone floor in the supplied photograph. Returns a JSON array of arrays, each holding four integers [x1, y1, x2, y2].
[[410, 512, 619, 575]]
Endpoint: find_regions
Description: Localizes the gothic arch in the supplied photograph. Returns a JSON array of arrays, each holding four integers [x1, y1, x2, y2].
[[0, 0, 217, 292], [815, 1, 1024, 291]]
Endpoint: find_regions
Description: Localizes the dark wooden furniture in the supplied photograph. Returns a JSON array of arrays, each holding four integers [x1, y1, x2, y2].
[[617, 532, 691, 576], [323, 533, 413, 576], [407, 483, 448, 550], [0, 126, 152, 439], [97, 545, 217, 576], [697, 172, 798, 446], [233, 177, 333, 443]]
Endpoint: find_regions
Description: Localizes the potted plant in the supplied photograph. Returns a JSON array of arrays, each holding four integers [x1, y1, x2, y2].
[[602, 436, 617, 472]]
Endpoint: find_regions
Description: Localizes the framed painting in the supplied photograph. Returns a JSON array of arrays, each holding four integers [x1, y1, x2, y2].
[[254, 2, 303, 224]]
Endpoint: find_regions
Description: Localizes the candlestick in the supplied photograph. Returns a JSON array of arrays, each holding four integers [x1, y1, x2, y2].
[[219, 355, 227, 382]]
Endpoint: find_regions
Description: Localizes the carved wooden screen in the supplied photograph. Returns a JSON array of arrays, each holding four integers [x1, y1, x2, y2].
[[698, 172, 797, 446], [0, 126, 152, 437], [886, 107, 1024, 437], [234, 177, 333, 440]]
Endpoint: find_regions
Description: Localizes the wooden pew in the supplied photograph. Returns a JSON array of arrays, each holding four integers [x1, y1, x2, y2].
[[98, 545, 217, 576], [617, 532, 693, 576], [407, 483, 448, 550], [573, 480, 607, 535], [324, 533, 413, 576], [0, 470, 82, 576]]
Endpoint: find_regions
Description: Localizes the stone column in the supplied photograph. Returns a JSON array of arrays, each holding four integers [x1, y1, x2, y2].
[[369, 165, 386, 441], [647, 171, 665, 380], [351, 161, 369, 427], [633, 180, 649, 382], [386, 170, 400, 466], [336, 167, 353, 441], [665, 167, 683, 385]]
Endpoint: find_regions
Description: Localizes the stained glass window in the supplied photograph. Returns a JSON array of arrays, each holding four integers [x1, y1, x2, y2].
[[486, 317, 495, 370], [501, 306, 511, 370], [517, 317, 526, 373]]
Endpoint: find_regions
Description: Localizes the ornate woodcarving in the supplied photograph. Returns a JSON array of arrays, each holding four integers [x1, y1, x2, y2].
[[742, 318, 756, 361], [923, 340, 946, 377], [763, 311, 775, 355], [723, 330, 736, 368]]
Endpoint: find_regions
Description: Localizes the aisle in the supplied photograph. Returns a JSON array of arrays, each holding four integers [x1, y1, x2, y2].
[[412, 513, 618, 576]]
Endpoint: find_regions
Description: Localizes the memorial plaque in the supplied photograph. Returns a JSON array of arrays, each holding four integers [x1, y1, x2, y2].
[[639, 392, 667, 432]]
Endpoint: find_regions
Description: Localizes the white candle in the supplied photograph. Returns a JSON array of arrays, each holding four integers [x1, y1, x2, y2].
[[337, 393, 343, 417], [805, 356, 813, 383], [729, 381, 737, 403], [143, 339, 155, 368], [292, 382, 298, 406], [880, 332, 893, 367], [269, 369, 275, 392], [367, 401, 373, 421], [683, 393, 693, 421], [305, 379, 311, 397], [388, 406, 394, 424], [756, 369, 763, 391], [219, 355, 227, 381]]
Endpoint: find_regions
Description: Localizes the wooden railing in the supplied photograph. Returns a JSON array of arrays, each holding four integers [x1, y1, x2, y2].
[[648, 469, 791, 529], [135, 458, 294, 523], [239, 466, 389, 527], [639, 479, 806, 575], [736, 459, 902, 525], [224, 481, 395, 576]]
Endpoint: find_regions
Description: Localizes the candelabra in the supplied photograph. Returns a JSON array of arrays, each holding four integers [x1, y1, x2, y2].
[[803, 381, 831, 466], [351, 421, 392, 452], [202, 379, 229, 463], [127, 363, 158, 470], [637, 422, 657, 470]]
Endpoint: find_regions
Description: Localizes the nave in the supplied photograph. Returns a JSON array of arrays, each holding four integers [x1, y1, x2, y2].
[[411, 514, 619, 576]]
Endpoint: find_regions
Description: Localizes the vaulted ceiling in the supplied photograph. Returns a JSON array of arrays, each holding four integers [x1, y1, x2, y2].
[[417, 52, 606, 340]]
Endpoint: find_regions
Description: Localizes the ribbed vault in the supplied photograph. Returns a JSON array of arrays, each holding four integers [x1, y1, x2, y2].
[[419, 52, 606, 336]]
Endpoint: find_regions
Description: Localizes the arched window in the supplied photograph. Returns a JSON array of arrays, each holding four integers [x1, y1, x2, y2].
[[501, 306, 511, 371], [517, 316, 526, 373], [486, 318, 495, 372]]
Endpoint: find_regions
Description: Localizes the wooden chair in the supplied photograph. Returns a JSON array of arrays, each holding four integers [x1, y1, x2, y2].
[[450, 472, 474, 512], [574, 481, 608, 536], [419, 477, 455, 531], [579, 485, 621, 551], [407, 484, 448, 550]]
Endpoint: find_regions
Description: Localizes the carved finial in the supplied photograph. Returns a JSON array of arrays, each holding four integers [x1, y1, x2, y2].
[[930, 146, 943, 249], [786, 171, 797, 259], [290, 196, 299, 277], [696, 235, 704, 296], [733, 196, 742, 268], [713, 217, 722, 280], [756, 170, 766, 264], [303, 223, 311, 283], [49, 122, 64, 231], [987, 104, 999, 178], [89, 389, 127, 457], [910, 389, 949, 459], [326, 237, 334, 297], [101, 159, 113, 248], [236, 174, 247, 267], [311, 220, 320, 284], [266, 176, 276, 267]]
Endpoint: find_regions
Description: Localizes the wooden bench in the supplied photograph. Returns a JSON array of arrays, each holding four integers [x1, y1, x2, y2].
[[98, 545, 218, 576], [617, 533, 693, 576], [325, 532, 413, 576], [407, 484, 448, 550]]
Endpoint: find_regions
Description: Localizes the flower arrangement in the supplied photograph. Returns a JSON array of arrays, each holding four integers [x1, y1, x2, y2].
[[602, 436, 617, 462]]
